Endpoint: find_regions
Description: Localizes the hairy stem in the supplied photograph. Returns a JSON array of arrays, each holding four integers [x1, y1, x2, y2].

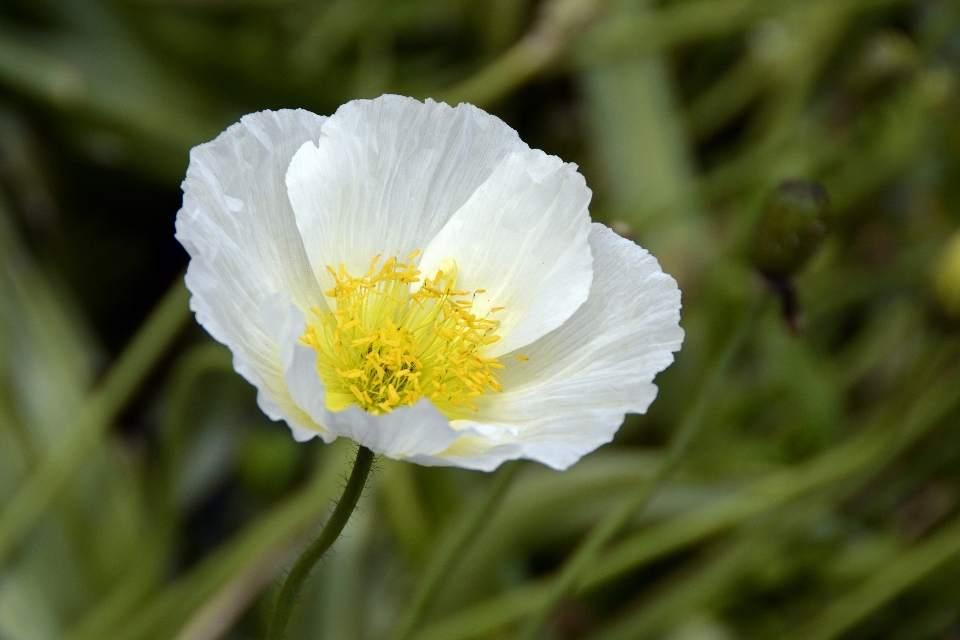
[[266, 445, 375, 640]]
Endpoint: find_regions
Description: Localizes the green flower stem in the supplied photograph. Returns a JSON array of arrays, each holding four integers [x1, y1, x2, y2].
[[789, 510, 960, 640], [393, 461, 522, 640], [0, 276, 191, 569], [266, 445, 375, 640], [516, 296, 766, 640]]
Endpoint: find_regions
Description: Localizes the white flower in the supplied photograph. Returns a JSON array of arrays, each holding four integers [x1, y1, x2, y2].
[[176, 95, 683, 471]]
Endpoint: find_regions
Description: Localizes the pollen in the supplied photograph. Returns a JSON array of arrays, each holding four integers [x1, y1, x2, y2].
[[300, 253, 511, 417]]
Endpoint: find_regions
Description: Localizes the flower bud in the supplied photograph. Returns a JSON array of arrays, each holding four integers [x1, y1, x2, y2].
[[933, 231, 960, 318], [751, 180, 830, 279]]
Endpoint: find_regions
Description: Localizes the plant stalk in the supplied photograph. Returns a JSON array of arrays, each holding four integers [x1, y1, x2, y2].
[[265, 445, 375, 640]]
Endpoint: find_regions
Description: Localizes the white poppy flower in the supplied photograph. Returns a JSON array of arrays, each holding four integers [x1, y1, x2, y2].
[[176, 95, 683, 472]]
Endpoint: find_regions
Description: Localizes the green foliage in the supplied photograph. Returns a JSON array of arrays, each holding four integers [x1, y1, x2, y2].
[[1, 0, 960, 639]]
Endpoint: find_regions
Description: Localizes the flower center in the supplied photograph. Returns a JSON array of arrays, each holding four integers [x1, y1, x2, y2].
[[301, 251, 509, 416]]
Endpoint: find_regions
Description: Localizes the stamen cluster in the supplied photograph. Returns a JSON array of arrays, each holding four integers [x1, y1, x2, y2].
[[302, 252, 507, 416]]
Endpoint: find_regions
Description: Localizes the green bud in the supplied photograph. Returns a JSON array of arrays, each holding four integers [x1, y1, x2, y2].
[[933, 231, 960, 318], [751, 180, 829, 279]]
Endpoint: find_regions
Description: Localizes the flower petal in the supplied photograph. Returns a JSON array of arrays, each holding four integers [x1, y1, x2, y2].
[[415, 148, 593, 357], [416, 223, 684, 471], [175, 109, 332, 440], [258, 292, 334, 441], [284, 95, 525, 295], [329, 402, 470, 460]]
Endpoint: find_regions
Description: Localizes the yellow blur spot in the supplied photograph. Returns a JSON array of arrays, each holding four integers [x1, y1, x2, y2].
[[934, 231, 960, 318]]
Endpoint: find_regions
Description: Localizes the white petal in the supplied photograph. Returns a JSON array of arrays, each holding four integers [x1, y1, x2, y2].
[[175, 109, 332, 441], [416, 149, 593, 357], [326, 402, 470, 460], [259, 292, 334, 441], [262, 293, 485, 460], [284, 95, 525, 296], [418, 223, 684, 470]]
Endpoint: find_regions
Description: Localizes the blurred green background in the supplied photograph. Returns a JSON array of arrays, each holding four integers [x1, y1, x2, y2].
[[2, 0, 960, 639]]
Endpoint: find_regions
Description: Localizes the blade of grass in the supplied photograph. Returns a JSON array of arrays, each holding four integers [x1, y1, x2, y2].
[[413, 350, 960, 640], [433, 0, 602, 107], [393, 461, 521, 640], [0, 276, 191, 569], [516, 296, 765, 640], [788, 512, 960, 640], [107, 441, 352, 640]]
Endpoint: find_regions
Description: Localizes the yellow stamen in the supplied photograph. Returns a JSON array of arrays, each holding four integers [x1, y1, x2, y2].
[[301, 253, 521, 416]]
